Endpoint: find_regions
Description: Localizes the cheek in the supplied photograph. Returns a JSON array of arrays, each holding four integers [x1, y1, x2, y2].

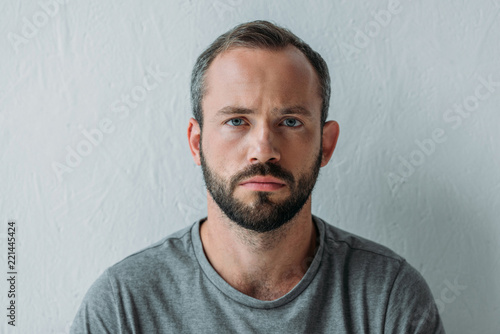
[[202, 134, 243, 174], [288, 139, 322, 174], [285, 135, 318, 159]]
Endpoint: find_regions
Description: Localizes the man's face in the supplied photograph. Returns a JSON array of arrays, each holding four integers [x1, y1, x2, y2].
[[198, 45, 327, 233]]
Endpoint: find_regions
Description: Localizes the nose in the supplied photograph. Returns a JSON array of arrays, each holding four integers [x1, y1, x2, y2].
[[247, 122, 281, 164]]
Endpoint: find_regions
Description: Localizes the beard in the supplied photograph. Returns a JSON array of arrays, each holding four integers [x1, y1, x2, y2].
[[199, 137, 323, 233]]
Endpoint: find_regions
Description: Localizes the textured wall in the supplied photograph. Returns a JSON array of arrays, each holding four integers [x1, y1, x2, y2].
[[1, 0, 499, 332]]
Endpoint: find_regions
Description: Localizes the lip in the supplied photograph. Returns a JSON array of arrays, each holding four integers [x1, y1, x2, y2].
[[239, 176, 286, 192], [240, 176, 286, 185]]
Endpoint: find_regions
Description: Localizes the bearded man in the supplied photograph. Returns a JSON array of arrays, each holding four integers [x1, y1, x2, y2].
[[71, 20, 445, 333]]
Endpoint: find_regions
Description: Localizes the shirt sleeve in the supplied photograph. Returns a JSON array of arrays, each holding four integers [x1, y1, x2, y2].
[[70, 269, 122, 334], [384, 261, 446, 334]]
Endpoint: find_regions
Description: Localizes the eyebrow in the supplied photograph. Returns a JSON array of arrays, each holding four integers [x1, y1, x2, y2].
[[216, 105, 313, 117]]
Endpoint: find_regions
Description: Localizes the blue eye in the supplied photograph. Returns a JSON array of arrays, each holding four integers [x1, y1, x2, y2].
[[226, 118, 302, 127], [283, 118, 302, 127], [227, 118, 245, 126]]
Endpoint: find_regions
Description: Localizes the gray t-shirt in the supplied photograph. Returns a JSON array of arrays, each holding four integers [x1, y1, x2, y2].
[[70, 215, 445, 333]]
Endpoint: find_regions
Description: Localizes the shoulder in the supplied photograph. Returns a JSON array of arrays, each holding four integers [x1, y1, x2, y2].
[[70, 223, 199, 333], [315, 215, 437, 307], [315, 216, 444, 332], [314, 215, 424, 287]]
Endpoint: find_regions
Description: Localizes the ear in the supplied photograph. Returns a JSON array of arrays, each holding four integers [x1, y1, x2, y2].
[[188, 118, 201, 166], [320, 120, 340, 167]]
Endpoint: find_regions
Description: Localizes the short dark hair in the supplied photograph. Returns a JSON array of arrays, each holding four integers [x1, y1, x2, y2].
[[190, 20, 331, 129]]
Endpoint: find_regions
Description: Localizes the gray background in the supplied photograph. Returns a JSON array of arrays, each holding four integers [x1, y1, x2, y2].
[[1, 0, 499, 332]]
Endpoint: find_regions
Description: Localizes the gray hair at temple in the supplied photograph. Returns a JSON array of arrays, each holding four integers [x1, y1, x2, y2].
[[190, 20, 331, 130]]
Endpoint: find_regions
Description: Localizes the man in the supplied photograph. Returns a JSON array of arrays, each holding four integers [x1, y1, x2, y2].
[[71, 20, 445, 333]]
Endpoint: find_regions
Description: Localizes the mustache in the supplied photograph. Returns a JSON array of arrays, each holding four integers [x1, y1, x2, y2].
[[230, 162, 295, 191]]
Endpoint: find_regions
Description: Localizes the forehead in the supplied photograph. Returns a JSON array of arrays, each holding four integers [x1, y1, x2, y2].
[[207, 45, 317, 82], [202, 45, 322, 119]]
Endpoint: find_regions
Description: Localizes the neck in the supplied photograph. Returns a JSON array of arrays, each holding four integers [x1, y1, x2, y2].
[[200, 192, 318, 300]]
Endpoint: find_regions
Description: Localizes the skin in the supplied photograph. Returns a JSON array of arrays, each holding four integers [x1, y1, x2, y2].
[[187, 45, 339, 300]]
